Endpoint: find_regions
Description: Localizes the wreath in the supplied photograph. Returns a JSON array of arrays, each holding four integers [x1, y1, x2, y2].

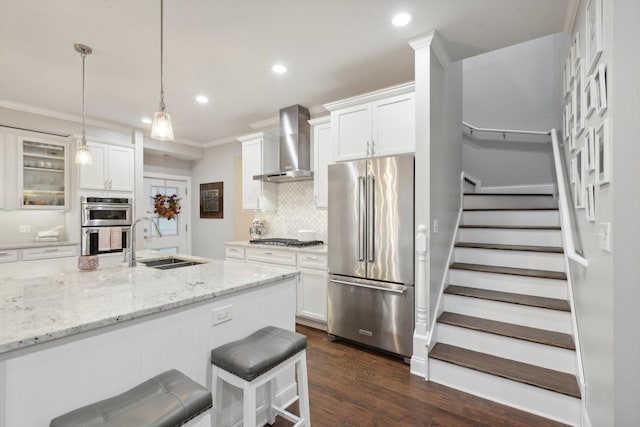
[[152, 193, 181, 220]]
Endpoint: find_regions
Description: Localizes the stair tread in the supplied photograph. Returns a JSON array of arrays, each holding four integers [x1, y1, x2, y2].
[[455, 242, 564, 253], [464, 208, 559, 211], [438, 311, 575, 349], [464, 193, 554, 196], [459, 225, 561, 230], [430, 343, 581, 398], [450, 263, 567, 280], [444, 285, 571, 312]]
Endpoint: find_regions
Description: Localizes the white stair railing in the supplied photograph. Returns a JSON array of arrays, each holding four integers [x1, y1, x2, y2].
[[411, 224, 429, 377]]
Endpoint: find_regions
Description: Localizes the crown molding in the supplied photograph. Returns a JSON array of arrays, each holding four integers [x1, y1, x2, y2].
[[202, 136, 238, 148], [308, 115, 330, 126], [408, 30, 451, 68], [323, 81, 415, 112]]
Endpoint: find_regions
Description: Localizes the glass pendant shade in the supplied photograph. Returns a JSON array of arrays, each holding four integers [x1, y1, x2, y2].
[[75, 141, 93, 165], [151, 111, 174, 141]]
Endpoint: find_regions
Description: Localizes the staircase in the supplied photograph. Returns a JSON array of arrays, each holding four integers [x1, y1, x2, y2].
[[428, 191, 582, 426]]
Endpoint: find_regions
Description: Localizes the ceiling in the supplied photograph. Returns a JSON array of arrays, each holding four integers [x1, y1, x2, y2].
[[0, 0, 572, 146]]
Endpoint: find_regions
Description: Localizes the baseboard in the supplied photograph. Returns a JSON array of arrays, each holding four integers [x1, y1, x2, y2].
[[296, 317, 327, 331], [477, 183, 555, 194], [581, 398, 592, 427], [410, 355, 427, 378]]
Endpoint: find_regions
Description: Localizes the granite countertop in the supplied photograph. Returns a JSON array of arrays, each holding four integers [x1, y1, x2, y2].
[[225, 240, 328, 254], [0, 241, 79, 250], [0, 251, 299, 355]]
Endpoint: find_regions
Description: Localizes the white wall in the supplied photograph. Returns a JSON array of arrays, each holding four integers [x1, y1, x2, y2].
[[144, 153, 192, 177], [462, 33, 566, 187], [190, 142, 240, 259]]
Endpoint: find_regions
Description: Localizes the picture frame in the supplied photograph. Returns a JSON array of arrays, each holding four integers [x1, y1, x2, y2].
[[584, 76, 595, 119], [594, 64, 608, 115], [586, 127, 596, 171], [571, 157, 577, 184], [586, 0, 604, 73], [570, 32, 580, 73], [596, 119, 610, 185], [586, 184, 596, 222], [564, 57, 573, 97], [199, 181, 224, 218], [572, 61, 584, 138], [574, 147, 585, 209], [568, 113, 575, 151]]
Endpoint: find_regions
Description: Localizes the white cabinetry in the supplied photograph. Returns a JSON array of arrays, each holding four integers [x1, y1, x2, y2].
[[310, 117, 331, 209], [21, 245, 77, 261], [18, 137, 70, 209], [79, 142, 134, 192], [0, 249, 19, 263], [325, 83, 415, 162], [238, 133, 278, 211]]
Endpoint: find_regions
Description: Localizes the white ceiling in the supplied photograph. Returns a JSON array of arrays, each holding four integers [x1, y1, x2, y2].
[[0, 0, 572, 146]]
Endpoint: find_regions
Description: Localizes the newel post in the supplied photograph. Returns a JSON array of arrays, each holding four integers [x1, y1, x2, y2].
[[410, 224, 429, 377]]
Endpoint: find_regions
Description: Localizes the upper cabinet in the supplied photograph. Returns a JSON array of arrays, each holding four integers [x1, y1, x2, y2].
[[18, 137, 70, 209], [325, 82, 415, 162], [310, 117, 331, 209], [79, 141, 134, 192], [239, 132, 278, 211]]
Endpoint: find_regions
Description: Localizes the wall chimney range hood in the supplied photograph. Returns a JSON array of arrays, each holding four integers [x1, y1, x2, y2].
[[253, 104, 313, 183]]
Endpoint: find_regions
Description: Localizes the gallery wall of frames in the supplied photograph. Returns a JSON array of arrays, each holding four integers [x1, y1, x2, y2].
[[563, 0, 607, 223]]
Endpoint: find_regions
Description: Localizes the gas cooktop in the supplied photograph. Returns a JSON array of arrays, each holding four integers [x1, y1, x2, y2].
[[249, 238, 324, 248]]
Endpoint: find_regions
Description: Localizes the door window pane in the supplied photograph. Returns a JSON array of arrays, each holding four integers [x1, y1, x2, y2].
[[150, 185, 179, 237]]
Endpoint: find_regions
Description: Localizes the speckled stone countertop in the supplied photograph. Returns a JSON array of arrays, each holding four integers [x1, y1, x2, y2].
[[225, 241, 327, 254], [0, 241, 79, 250], [0, 251, 299, 355]]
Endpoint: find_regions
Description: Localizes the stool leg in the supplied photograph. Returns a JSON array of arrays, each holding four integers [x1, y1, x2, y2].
[[297, 351, 311, 427], [266, 379, 276, 425], [243, 381, 257, 427], [213, 368, 225, 426]]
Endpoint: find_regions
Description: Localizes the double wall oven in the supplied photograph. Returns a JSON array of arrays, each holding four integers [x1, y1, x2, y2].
[[81, 197, 132, 255]]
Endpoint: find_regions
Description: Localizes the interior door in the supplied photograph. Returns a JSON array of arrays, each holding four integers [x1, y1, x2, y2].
[[143, 177, 189, 254]]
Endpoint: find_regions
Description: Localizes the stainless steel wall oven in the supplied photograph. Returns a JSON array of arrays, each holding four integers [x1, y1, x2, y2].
[[80, 197, 132, 255]]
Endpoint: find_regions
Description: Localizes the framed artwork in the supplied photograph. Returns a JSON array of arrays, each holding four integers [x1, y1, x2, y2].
[[568, 113, 575, 150], [586, 127, 596, 171], [570, 157, 576, 184], [563, 106, 569, 141], [564, 57, 573, 97], [572, 32, 581, 70], [574, 148, 585, 209], [572, 61, 584, 138], [199, 182, 224, 218], [586, 184, 596, 222], [586, 0, 604, 73], [584, 77, 595, 119], [596, 119, 610, 185], [594, 64, 608, 115]]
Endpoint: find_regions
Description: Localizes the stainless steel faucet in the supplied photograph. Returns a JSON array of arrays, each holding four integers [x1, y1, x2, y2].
[[129, 216, 162, 267]]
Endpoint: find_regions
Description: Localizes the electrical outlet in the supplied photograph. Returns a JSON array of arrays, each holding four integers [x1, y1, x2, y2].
[[598, 222, 611, 252], [212, 305, 233, 326], [19, 225, 31, 233], [433, 219, 439, 234]]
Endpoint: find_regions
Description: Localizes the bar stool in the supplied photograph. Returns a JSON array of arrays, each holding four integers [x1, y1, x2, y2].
[[50, 369, 212, 427], [210, 326, 311, 427]]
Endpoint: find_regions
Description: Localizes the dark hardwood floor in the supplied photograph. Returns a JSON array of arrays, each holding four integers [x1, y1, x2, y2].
[[272, 325, 568, 427]]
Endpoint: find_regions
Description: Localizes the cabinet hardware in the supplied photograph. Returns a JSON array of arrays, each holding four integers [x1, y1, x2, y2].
[[330, 279, 406, 294], [0, 252, 9, 257], [43, 248, 59, 253]]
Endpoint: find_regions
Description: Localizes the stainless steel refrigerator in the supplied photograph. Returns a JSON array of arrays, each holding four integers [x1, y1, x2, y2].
[[327, 154, 414, 358]]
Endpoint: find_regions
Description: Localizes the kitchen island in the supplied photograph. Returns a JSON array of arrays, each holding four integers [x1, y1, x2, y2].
[[0, 252, 299, 427]]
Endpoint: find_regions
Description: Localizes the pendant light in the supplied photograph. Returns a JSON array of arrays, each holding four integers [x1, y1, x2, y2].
[[151, 0, 174, 141], [74, 43, 93, 165]]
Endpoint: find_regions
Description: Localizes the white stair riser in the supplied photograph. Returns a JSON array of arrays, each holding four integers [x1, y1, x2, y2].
[[453, 247, 565, 272], [443, 294, 572, 333], [428, 360, 580, 426], [458, 228, 562, 247], [436, 323, 577, 375], [464, 195, 558, 210], [448, 269, 567, 299], [462, 210, 560, 227]]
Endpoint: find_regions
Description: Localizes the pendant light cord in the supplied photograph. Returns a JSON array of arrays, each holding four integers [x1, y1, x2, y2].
[[159, 0, 165, 112], [81, 51, 86, 145]]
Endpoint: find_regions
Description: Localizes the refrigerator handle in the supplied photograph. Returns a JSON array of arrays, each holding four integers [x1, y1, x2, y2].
[[367, 175, 375, 262], [358, 176, 366, 261]]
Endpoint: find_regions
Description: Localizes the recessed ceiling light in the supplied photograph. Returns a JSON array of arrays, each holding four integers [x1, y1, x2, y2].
[[195, 95, 209, 104], [392, 12, 412, 27], [272, 64, 287, 74], [141, 117, 152, 124]]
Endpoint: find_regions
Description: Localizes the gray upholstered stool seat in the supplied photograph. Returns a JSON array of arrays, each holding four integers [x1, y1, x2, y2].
[[210, 326, 307, 381], [50, 369, 212, 427], [210, 326, 310, 426]]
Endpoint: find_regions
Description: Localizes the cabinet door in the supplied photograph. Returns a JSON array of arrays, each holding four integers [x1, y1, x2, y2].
[[313, 122, 331, 208], [108, 146, 134, 191], [297, 269, 328, 322], [371, 92, 415, 157], [242, 139, 263, 210], [331, 104, 371, 161], [79, 142, 107, 190], [19, 137, 69, 209]]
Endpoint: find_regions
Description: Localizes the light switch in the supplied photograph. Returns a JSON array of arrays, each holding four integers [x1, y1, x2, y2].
[[598, 222, 611, 252], [433, 219, 439, 234], [19, 225, 31, 233]]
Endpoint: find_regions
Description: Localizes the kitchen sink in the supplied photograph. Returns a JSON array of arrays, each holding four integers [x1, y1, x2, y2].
[[139, 257, 206, 270]]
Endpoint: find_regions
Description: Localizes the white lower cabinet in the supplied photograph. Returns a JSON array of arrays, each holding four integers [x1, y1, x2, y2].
[[224, 244, 328, 325], [0, 249, 20, 263], [21, 245, 77, 261]]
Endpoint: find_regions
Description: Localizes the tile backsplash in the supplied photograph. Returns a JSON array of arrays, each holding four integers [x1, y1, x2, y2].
[[258, 181, 327, 242]]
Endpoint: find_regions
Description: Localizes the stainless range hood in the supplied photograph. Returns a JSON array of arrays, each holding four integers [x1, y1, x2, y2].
[[253, 104, 313, 183]]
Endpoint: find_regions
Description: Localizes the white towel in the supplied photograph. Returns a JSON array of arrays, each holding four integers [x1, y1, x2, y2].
[[110, 227, 122, 250], [98, 228, 111, 252]]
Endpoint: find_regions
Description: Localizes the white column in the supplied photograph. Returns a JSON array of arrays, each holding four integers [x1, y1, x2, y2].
[[411, 224, 429, 377]]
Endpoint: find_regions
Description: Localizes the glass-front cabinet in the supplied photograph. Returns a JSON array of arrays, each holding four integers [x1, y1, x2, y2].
[[18, 138, 69, 209]]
